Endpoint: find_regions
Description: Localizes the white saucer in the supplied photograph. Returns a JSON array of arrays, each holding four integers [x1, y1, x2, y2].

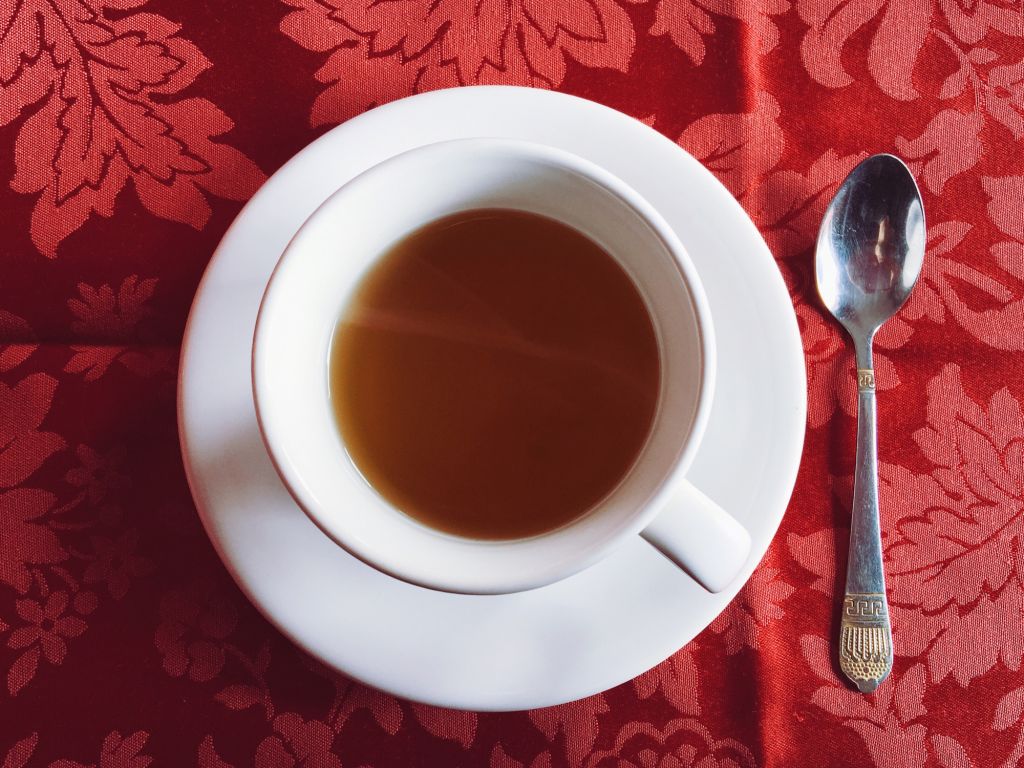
[[178, 86, 806, 712]]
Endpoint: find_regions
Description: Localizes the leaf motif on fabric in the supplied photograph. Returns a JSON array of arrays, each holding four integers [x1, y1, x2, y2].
[[410, 703, 477, 747], [0, 488, 66, 594], [675, 100, 864, 262], [940, 0, 1024, 45], [677, 92, 784, 197], [582, 718, 756, 768], [491, 745, 553, 768], [215, 684, 264, 712], [254, 714, 341, 768], [632, 643, 701, 715], [0, 313, 36, 373], [708, 566, 795, 654], [896, 110, 984, 194], [994, 686, 1024, 730], [883, 365, 1024, 684], [6, 647, 39, 697], [280, 0, 637, 125], [0, 373, 64, 488], [986, 57, 1024, 138], [797, 0, 930, 99], [788, 527, 841, 594], [68, 277, 158, 339], [799, 654, 978, 768], [529, 693, 609, 768], [154, 582, 239, 684], [744, 150, 866, 259], [49, 731, 152, 768], [1, 734, 38, 768], [900, 217, 1024, 351], [983, 175, 1024, 242], [331, 683, 404, 735], [0, 0, 265, 256], [197, 736, 234, 768], [649, 0, 789, 66], [63, 277, 175, 380]]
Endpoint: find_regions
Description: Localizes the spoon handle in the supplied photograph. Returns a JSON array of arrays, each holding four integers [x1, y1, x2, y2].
[[839, 358, 893, 693]]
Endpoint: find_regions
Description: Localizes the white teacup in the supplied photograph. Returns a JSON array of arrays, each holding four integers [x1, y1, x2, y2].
[[253, 138, 751, 595]]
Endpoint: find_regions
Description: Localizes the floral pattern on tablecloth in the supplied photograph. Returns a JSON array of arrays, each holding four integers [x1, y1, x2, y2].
[[1, 0, 1022, 765]]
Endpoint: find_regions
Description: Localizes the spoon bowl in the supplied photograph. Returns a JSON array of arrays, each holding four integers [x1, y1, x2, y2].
[[816, 154, 925, 341]]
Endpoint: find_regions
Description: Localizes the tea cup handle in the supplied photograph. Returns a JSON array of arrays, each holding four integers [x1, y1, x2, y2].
[[639, 480, 752, 593]]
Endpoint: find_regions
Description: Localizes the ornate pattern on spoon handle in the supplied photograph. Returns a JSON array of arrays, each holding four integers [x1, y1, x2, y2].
[[839, 593, 892, 692], [841, 358, 893, 693], [857, 369, 875, 390]]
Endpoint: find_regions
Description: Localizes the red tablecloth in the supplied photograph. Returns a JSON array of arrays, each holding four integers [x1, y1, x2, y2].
[[2, 1, 1022, 766]]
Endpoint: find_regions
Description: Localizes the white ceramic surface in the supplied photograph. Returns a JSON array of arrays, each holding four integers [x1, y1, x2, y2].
[[253, 137, 750, 595], [178, 86, 806, 711]]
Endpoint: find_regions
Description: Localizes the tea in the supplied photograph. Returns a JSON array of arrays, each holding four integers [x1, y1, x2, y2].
[[329, 209, 660, 540]]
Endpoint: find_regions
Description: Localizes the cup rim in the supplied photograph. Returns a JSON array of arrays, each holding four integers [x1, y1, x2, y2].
[[252, 137, 716, 594]]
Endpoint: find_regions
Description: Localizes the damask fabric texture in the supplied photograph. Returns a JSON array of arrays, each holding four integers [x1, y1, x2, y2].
[[0, 0, 1022, 766]]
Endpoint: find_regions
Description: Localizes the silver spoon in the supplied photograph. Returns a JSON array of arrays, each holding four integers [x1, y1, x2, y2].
[[815, 154, 925, 692]]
